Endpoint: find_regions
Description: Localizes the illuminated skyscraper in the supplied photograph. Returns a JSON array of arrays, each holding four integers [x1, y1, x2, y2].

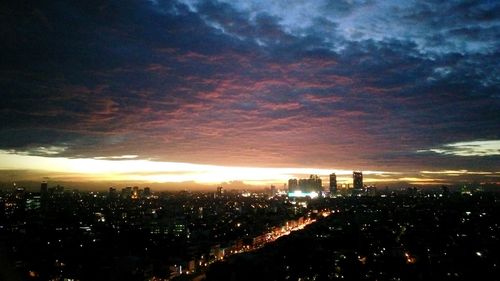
[[329, 173, 337, 193], [131, 186, 139, 199], [287, 175, 322, 198], [353, 171, 363, 189]]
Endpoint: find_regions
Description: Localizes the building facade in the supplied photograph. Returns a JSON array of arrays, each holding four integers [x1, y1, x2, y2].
[[353, 171, 363, 189], [329, 173, 337, 193]]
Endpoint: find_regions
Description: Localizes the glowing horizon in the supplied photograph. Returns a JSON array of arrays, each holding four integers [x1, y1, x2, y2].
[[1, 150, 497, 187], [1, 1, 498, 189], [0, 150, 391, 185]]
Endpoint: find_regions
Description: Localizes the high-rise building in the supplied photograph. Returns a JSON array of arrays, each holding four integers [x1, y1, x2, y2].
[[289, 175, 322, 193], [288, 179, 298, 192], [307, 175, 322, 192], [287, 175, 322, 198], [270, 185, 277, 196], [329, 173, 337, 193], [131, 186, 140, 199], [121, 186, 132, 199], [216, 186, 224, 197], [353, 171, 363, 189], [40, 181, 48, 193], [298, 178, 309, 191]]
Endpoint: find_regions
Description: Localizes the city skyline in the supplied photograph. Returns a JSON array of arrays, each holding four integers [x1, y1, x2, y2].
[[1, 0, 499, 188]]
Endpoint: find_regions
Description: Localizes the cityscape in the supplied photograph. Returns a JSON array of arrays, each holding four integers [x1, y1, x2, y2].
[[1, 174, 499, 280], [1, 0, 499, 280]]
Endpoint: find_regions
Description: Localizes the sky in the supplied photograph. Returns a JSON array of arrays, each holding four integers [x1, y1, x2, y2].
[[1, 0, 499, 189]]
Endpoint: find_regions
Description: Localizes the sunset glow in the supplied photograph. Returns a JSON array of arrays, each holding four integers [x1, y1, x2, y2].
[[1, 2, 499, 281], [0, 150, 390, 185], [0, 0, 498, 189]]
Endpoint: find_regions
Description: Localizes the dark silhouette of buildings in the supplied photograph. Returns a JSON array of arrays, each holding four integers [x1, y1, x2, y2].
[[109, 187, 117, 199], [216, 186, 224, 197], [288, 179, 298, 192], [288, 175, 322, 196], [1, 183, 498, 281], [270, 185, 277, 196], [40, 181, 48, 193], [353, 171, 363, 189], [205, 191, 500, 281], [329, 173, 337, 194]]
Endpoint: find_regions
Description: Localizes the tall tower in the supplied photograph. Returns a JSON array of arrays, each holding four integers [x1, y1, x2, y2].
[[353, 171, 363, 189], [329, 173, 337, 193], [308, 175, 322, 192], [40, 181, 48, 193], [288, 179, 298, 192]]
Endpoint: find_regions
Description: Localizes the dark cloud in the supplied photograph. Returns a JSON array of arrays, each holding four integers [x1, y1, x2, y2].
[[0, 0, 498, 174]]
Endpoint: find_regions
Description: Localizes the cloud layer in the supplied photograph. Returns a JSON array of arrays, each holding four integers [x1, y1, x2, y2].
[[0, 0, 498, 182]]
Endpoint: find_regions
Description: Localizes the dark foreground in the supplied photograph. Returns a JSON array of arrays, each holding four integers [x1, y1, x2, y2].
[[1, 188, 499, 280], [206, 193, 500, 281]]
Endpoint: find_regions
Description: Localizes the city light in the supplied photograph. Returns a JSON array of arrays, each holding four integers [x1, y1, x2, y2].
[[287, 190, 319, 198], [1, 0, 498, 280]]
